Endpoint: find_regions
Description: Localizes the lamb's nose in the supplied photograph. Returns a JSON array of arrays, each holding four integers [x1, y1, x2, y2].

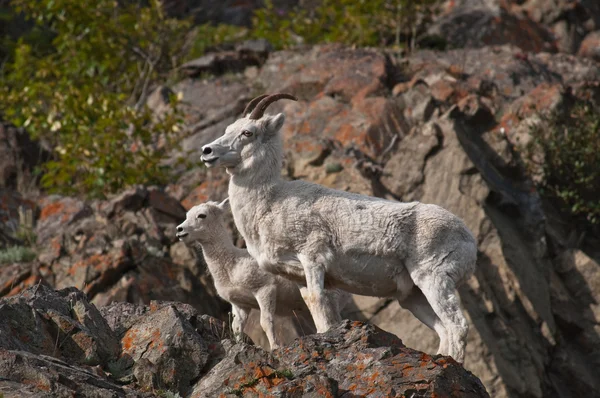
[[202, 146, 212, 155], [177, 226, 183, 232]]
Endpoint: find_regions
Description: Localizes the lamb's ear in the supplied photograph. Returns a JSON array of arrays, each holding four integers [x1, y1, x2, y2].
[[264, 113, 285, 135], [217, 197, 230, 211]]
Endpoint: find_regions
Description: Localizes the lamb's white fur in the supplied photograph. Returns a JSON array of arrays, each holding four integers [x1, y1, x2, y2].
[[176, 199, 349, 349], [199, 96, 478, 362]]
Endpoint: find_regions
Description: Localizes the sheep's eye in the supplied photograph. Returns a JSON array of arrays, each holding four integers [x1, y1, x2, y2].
[[242, 130, 253, 137], [197, 214, 206, 219]]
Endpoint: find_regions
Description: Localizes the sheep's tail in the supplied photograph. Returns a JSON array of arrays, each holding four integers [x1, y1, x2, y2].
[[451, 234, 478, 288]]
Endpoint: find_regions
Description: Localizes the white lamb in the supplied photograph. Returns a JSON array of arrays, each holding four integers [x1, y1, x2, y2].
[[199, 93, 478, 362], [175, 198, 349, 349]]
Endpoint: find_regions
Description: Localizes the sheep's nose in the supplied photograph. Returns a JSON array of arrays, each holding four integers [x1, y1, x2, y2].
[[176, 226, 183, 232], [202, 146, 212, 155]]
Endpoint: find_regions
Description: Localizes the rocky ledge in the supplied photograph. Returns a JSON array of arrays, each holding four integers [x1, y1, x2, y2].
[[0, 285, 488, 397]]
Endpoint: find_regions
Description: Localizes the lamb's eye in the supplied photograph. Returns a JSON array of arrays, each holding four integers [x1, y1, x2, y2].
[[197, 214, 206, 219], [242, 130, 253, 137]]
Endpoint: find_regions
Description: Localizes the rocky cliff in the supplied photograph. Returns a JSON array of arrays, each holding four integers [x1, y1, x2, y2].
[[1, 0, 600, 397]]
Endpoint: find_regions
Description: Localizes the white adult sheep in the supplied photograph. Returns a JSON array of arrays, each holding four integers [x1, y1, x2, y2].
[[176, 198, 350, 349], [199, 93, 478, 362]]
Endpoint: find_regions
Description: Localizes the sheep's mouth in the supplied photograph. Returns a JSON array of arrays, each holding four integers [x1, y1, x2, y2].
[[176, 232, 189, 239], [202, 157, 219, 165]]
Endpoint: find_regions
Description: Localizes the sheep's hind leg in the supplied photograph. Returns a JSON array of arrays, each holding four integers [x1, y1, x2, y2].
[[298, 253, 339, 333], [414, 273, 468, 363], [255, 286, 281, 350], [299, 284, 340, 333], [231, 304, 250, 343], [397, 287, 448, 356]]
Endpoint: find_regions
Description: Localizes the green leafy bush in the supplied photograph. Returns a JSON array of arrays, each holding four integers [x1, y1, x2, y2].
[[0, 246, 36, 264], [0, 0, 190, 198], [523, 102, 600, 224], [252, 0, 440, 49], [0, 0, 441, 199]]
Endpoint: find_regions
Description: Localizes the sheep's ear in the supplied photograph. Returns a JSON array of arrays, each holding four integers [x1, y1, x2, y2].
[[218, 197, 230, 211], [264, 113, 285, 135]]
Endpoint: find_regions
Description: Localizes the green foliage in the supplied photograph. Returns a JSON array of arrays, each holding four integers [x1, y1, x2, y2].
[[523, 102, 600, 224], [0, 246, 36, 264], [0, 0, 442, 199], [0, 0, 190, 198], [252, 0, 440, 49], [16, 205, 36, 246], [156, 390, 182, 398]]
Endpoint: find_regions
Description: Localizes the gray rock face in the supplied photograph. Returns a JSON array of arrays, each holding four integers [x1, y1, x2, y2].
[[158, 43, 600, 398]]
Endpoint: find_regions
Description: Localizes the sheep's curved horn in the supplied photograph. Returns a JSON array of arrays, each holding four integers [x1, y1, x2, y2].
[[249, 93, 298, 120], [242, 94, 269, 117]]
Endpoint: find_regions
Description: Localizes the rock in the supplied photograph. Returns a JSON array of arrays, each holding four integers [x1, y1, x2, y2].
[[120, 304, 209, 395], [456, 94, 495, 127], [147, 186, 187, 223], [102, 300, 235, 393], [236, 38, 272, 57], [0, 285, 119, 366], [2, 186, 231, 325], [36, 195, 93, 243], [0, 349, 141, 398], [578, 30, 600, 61], [0, 262, 35, 296], [257, 46, 409, 159], [191, 320, 490, 397], [0, 287, 232, 397], [382, 122, 442, 201], [169, 77, 251, 162], [397, 81, 439, 125], [99, 301, 148, 337], [427, 2, 556, 53], [0, 285, 488, 396], [89, 241, 229, 320], [102, 186, 149, 217], [146, 85, 174, 117], [514, 0, 600, 53]]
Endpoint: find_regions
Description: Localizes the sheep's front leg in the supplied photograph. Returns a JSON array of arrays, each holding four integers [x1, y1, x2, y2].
[[231, 304, 249, 343], [255, 286, 281, 350], [298, 252, 338, 333]]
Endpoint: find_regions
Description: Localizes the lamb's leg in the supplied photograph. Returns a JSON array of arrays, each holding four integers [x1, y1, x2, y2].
[[298, 253, 339, 333], [231, 304, 249, 343], [255, 287, 281, 350], [414, 274, 468, 363], [397, 287, 448, 356]]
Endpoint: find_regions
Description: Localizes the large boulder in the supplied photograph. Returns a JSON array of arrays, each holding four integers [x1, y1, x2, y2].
[[192, 320, 489, 397]]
